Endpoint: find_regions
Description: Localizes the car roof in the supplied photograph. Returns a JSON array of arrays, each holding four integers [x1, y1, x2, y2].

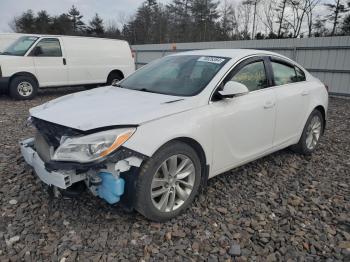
[[172, 48, 287, 60], [18, 34, 127, 43]]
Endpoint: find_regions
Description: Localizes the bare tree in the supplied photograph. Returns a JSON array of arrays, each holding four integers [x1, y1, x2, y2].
[[277, 0, 288, 37], [242, 0, 263, 39], [305, 0, 321, 37], [284, 0, 310, 38], [238, 1, 253, 39], [325, 0, 349, 36], [258, 0, 278, 36], [220, 0, 236, 39]]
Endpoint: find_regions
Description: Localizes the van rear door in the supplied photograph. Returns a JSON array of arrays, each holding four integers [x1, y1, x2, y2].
[[29, 37, 68, 87]]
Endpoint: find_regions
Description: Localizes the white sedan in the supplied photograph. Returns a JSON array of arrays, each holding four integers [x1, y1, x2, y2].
[[20, 49, 328, 221]]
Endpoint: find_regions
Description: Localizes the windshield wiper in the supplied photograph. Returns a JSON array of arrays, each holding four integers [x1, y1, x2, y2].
[[139, 88, 157, 94], [0, 51, 11, 55]]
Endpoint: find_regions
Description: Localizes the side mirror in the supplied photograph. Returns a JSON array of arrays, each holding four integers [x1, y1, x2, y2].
[[218, 81, 249, 98]]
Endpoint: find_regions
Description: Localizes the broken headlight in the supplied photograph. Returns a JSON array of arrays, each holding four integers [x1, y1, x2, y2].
[[52, 128, 136, 163]]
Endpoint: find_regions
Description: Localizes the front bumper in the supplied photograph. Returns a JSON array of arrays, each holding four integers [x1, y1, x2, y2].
[[0, 77, 9, 93], [20, 138, 86, 189], [20, 137, 142, 208]]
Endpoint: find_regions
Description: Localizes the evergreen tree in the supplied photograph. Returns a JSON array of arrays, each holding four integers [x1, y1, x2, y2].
[[50, 14, 73, 35], [191, 0, 220, 41], [341, 14, 350, 34], [88, 13, 105, 36], [34, 10, 51, 33], [14, 10, 36, 33], [67, 5, 85, 34]]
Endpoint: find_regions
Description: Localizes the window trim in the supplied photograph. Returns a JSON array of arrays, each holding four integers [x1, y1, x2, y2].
[[28, 37, 63, 57], [210, 55, 273, 101], [268, 56, 307, 86]]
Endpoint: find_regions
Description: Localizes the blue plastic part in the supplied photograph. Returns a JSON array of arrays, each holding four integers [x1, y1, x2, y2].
[[97, 172, 125, 204]]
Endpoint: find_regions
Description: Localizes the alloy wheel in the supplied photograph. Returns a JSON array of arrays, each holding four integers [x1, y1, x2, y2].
[[17, 81, 33, 97], [305, 115, 322, 150], [151, 154, 196, 212]]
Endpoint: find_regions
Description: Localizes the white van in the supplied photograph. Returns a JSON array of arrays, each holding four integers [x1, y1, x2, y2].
[[0, 35, 135, 99]]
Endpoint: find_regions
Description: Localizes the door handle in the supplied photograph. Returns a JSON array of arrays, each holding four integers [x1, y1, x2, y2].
[[301, 90, 309, 96], [63, 58, 66, 65], [264, 101, 275, 109]]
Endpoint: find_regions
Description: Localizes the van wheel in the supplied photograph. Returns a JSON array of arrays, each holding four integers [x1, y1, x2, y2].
[[291, 109, 324, 155], [135, 141, 202, 222], [107, 72, 123, 86], [9, 76, 38, 100]]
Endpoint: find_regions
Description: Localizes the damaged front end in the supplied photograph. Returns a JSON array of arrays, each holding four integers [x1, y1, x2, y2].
[[20, 117, 147, 208]]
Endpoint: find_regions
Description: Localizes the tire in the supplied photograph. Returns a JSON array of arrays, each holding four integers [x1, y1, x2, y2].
[[9, 76, 38, 100], [134, 141, 202, 222], [106, 72, 123, 86], [291, 109, 324, 155]]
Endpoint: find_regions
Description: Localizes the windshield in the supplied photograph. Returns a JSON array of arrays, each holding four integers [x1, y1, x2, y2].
[[1, 36, 39, 56], [121, 55, 229, 96]]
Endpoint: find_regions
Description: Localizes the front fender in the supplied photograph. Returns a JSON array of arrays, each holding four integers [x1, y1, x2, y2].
[[123, 106, 213, 166]]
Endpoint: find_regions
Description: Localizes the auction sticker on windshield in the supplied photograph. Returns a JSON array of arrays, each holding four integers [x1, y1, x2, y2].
[[198, 56, 226, 64]]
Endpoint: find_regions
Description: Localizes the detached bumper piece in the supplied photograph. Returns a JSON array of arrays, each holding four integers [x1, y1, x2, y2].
[[20, 138, 85, 189], [20, 138, 135, 206]]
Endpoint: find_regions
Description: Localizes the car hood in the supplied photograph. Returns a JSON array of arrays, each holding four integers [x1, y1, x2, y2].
[[30, 86, 198, 131]]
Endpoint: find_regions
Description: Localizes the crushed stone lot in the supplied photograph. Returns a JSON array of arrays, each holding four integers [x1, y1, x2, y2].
[[0, 88, 349, 261]]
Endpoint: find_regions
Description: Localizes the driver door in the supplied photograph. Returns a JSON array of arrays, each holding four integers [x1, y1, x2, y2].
[[210, 57, 277, 174], [29, 37, 68, 87]]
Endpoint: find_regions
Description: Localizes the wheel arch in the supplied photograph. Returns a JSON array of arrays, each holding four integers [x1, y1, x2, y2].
[[156, 137, 210, 188], [10, 72, 39, 87], [314, 105, 326, 134], [107, 69, 124, 80]]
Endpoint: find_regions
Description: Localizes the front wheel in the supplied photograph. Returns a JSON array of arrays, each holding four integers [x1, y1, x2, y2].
[[9, 76, 38, 100], [291, 109, 324, 155], [134, 141, 202, 221]]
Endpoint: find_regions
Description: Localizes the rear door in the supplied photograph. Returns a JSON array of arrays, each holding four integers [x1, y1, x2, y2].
[[29, 37, 68, 87], [268, 57, 310, 146]]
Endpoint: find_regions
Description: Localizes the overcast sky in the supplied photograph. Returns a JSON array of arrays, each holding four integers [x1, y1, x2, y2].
[[0, 0, 173, 32], [0, 0, 332, 33]]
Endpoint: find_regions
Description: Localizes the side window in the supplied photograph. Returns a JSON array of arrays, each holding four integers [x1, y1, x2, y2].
[[295, 66, 306, 82], [271, 62, 297, 86], [231, 61, 268, 92], [32, 38, 62, 57]]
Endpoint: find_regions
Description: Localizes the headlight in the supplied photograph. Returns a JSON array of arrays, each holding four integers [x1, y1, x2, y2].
[[52, 128, 136, 163]]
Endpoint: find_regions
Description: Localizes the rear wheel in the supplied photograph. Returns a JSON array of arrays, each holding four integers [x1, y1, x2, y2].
[[107, 72, 123, 86], [135, 141, 202, 221], [291, 109, 324, 155], [9, 76, 38, 100]]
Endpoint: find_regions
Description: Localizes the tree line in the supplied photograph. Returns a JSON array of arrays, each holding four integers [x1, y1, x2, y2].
[[10, 0, 350, 44]]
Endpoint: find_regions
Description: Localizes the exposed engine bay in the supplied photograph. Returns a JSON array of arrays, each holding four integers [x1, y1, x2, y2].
[[21, 117, 147, 207]]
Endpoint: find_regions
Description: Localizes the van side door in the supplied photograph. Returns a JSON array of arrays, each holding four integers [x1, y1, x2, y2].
[[28, 37, 68, 87]]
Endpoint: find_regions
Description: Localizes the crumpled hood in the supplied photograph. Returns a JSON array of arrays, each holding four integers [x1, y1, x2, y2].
[[30, 86, 197, 131]]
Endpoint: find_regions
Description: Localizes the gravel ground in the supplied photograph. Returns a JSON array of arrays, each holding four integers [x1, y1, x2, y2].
[[0, 88, 349, 262]]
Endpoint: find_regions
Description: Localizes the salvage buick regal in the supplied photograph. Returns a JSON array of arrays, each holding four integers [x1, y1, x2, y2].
[[20, 49, 328, 221]]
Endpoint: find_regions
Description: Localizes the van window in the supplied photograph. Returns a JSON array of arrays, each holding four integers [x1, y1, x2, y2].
[[32, 38, 62, 57], [1, 36, 39, 56]]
